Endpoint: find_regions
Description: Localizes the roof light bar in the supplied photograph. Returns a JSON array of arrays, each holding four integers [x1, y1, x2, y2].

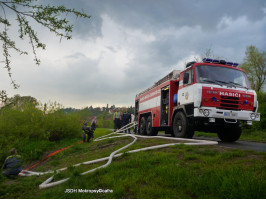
[[202, 58, 239, 67], [202, 58, 213, 63], [220, 60, 226, 64]]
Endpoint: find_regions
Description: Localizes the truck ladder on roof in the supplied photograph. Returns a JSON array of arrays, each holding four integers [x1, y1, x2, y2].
[[136, 70, 180, 97]]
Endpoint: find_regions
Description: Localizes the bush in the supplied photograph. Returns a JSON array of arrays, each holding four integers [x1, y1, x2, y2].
[[43, 110, 81, 141], [97, 112, 113, 128], [241, 91, 266, 131], [256, 91, 266, 130], [247, 91, 266, 130], [0, 101, 81, 163]]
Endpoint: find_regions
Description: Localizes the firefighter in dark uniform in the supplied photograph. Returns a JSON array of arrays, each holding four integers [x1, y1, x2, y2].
[[113, 108, 121, 132], [82, 122, 94, 143], [121, 108, 131, 133], [2, 148, 22, 177]]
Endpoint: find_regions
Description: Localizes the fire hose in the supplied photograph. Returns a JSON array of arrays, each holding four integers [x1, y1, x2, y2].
[[19, 122, 218, 189]]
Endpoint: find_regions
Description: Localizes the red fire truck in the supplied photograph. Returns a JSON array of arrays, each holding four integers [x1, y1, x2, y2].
[[135, 58, 260, 142]]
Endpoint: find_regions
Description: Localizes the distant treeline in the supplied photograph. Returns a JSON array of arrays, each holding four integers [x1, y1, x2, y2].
[[63, 105, 135, 128], [63, 105, 134, 116]]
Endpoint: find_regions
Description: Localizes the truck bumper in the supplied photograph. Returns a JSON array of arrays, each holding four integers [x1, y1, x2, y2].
[[194, 107, 260, 121]]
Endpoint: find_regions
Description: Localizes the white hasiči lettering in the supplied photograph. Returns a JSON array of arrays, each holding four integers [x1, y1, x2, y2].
[[219, 92, 241, 98]]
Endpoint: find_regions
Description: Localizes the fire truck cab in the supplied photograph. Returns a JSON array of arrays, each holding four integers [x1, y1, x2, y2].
[[135, 58, 260, 142]]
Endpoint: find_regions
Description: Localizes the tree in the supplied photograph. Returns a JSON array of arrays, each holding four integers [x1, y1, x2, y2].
[[2, 94, 36, 110], [0, 0, 90, 101], [190, 47, 225, 64], [240, 45, 266, 92]]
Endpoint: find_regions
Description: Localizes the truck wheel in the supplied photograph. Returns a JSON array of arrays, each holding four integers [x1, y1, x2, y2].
[[217, 125, 242, 142], [139, 117, 147, 135], [173, 112, 194, 138], [146, 116, 158, 136]]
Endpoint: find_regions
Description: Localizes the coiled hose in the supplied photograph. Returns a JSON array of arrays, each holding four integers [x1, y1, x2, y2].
[[19, 122, 217, 189]]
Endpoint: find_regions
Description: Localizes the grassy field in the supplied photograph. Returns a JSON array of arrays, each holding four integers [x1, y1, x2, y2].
[[194, 129, 266, 142], [0, 128, 265, 199]]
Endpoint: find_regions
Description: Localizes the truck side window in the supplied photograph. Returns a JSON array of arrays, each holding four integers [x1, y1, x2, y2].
[[184, 69, 193, 85]]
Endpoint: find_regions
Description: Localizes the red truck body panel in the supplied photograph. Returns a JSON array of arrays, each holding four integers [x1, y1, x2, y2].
[[136, 79, 179, 127]]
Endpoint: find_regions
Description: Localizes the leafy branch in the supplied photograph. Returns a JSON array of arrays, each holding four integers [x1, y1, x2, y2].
[[0, 0, 90, 102]]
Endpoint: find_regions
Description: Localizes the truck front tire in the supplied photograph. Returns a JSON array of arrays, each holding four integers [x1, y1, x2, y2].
[[173, 111, 194, 138], [217, 125, 242, 142]]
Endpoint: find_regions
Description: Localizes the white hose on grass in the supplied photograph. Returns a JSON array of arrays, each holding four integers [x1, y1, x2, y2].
[[20, 122, 218, 189]]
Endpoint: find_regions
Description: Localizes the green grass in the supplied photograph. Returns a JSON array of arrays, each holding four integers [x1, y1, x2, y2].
[[241, 129, 266, 142], [194, 129, 266, 142], [194, 131, 216, 138], [23, 128, 113, 170], [0, 129, 265, 199]]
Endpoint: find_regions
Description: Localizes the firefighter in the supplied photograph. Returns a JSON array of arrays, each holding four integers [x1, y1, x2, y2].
[[82, 122, 94, 143], [113, 108, 121, 132], [2, 148, 22, 178], [91, 116, 97, 131], [121, 108, 131, 133]]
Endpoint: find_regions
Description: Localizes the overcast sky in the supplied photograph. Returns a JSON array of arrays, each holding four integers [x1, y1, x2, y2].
[[0, 0, 265, 108]]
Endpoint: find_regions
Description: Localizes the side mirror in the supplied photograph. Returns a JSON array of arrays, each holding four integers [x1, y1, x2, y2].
[[183, 72, 189, 84]]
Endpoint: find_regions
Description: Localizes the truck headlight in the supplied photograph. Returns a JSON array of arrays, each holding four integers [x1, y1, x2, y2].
[[250, 113, 256, 120], [203, 109, 210, 117]]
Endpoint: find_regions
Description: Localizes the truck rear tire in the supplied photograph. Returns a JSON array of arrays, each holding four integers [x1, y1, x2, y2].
[[146, 116, 158, 136], [140, 117, 147, 135], [173, 111, 194, 138], [217, 125, 242, 142]]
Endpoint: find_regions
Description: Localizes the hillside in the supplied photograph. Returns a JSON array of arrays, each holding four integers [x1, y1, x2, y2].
[[0, 128, 265, 199]]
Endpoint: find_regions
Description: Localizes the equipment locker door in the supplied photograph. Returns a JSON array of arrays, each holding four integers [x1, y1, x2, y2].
[[161, 86, 169, 126]]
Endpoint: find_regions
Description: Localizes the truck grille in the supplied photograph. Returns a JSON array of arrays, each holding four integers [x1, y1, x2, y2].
[[219, 96, 239, 110]]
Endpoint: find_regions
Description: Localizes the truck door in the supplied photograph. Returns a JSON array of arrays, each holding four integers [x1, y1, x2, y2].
[[161, 86, 169, 126], [179, 68, 194, 105]]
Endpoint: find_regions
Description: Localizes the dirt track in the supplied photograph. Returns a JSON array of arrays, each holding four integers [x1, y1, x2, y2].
[[193, 136, 266, 152], [114, 129, 266, 152], [156, 133, 266, 152]]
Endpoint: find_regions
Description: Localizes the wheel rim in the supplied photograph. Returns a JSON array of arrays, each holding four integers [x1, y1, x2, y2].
[[140, 119, 145, 133], [140, 123, 144, 132], [177, 119, 182, 132], [147, 121, 151, 133], [174, 118, 182, 133]]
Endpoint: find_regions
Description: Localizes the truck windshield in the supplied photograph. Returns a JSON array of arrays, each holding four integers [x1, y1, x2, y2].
[[195, 65, 250, 89]]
